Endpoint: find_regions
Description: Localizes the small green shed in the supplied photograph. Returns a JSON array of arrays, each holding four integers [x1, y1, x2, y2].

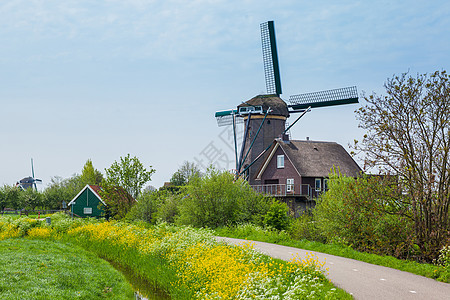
[[68, 185, 105, 218]]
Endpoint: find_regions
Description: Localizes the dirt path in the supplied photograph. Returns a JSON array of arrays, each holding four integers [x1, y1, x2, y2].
[[217, 237, 450, 300]]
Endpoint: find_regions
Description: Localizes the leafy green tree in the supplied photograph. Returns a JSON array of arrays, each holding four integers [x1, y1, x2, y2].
[[3, 185, 23, 210], [101, 154, 155, 219], [127, 189, 172, 223], [43, 176, 79, 210], [100, 186, 135, 220], [21, 188, 43, 210], [103, 154, 155, 200], [79, 159, 103, 186], [354, 70, 450, 261], [314, 172, 415, 259], [177, 169, 270, 228], [0, 186, 8, 211], [170, 161, 202, 186]]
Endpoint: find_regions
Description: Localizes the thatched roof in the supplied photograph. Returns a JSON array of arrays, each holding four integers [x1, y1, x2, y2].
[[280, 140, 362, 177], [238, 94, 289, 117]]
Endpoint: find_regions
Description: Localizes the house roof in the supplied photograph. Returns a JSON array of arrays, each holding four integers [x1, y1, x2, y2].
[[257, 139, 362, 179], [68, 185, 106, 206], [238, 94, 289, 117]]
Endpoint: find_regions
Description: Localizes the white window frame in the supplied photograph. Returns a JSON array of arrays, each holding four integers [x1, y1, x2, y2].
[[84, 207, 93, 215], [286, 178, 294, 192], [315, 178, 322, 192], [277, 155, 285, 168]]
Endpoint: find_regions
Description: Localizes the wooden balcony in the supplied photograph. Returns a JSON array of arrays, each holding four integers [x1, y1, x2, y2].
[[251, 184, 313, 198]]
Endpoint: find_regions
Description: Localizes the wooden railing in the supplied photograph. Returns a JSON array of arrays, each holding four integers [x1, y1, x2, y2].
[[251, 184, 313, 198]]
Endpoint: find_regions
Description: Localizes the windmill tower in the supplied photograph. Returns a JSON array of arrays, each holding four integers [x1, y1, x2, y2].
[[215, 21, 358, 185]]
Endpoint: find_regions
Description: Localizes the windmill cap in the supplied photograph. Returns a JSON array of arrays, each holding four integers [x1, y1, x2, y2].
[[238, 94, 289, 117]]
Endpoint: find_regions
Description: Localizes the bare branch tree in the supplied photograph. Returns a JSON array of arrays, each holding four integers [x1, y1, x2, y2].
[[355, 70, 450, 260]]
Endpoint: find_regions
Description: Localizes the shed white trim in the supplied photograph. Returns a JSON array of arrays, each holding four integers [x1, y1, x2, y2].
[[68, 184, 106, 206]]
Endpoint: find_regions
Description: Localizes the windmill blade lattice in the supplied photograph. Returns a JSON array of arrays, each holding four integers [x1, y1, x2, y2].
[[288, 86, 358, 110], [261, 21, 282, 96], [215, 110, 244, 127]]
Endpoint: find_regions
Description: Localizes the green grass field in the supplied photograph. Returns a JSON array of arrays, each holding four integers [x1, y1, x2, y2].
[[0, 238, 134, 300]]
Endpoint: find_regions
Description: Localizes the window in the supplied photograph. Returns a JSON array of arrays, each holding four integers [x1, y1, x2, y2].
[[286, 178, 294, 192], [324, 178, 329, 191], [84, 207, 92, 215], [315, 178, 322, 191], [277, 155, 284, 168]]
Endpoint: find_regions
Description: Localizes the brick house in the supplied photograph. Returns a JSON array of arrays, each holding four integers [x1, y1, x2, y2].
[[252, 138, 362, 213]]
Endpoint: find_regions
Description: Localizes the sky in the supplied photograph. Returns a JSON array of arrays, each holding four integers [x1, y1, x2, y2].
[[1, 0, 450, 189]]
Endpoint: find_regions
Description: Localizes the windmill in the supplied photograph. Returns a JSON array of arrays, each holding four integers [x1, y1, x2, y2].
[[17, 158, 42, 191], [215, 21, 358, 184]]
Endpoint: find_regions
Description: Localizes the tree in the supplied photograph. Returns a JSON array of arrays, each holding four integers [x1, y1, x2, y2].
[[314, 173, 415, 259], [103, 154, 155, 200], [177, 169, 270, 228], [79, 159, 103, 186], [2, 185, 23, 210], [0, 186, 8, 211], [101, 154, 155, 219], [43, 176, 80, 210], [21, 188, 43, 210], [354, 70, 450, 261], [170, 161, 202, 186]]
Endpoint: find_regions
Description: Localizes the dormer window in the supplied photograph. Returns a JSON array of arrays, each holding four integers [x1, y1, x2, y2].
[[277, 155, 284, 168]]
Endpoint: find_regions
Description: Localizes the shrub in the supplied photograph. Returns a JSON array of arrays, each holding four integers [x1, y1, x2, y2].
[[288, 212, 325, 243], [436, 245, 450, 268], [177, 169, 270, 228], [264, 200, 290, 231], [314, 172, 416, 259], [156, 194, 181, 224], [126, 189, 163, 223]]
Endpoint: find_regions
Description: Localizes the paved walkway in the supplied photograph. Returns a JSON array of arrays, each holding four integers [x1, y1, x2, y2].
[[217, 237, 450, 300]]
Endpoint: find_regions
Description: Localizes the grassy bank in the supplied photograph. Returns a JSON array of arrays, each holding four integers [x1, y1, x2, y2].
[[1, 214, 351, 299], [215, 223, 449, 283], [0, 238, 134, 299]]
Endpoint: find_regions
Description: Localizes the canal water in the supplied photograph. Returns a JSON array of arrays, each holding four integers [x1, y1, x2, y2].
[[110, 261, 171, 300]]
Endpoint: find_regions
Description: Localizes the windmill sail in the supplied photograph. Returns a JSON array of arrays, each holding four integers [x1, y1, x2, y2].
[[261, 21, 282, 96], [215, 109, 244, 126], [288, 86, 358, 110]]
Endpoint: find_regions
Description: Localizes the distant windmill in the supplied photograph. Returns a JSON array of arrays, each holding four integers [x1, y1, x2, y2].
[[215, 21, 358, 184], [17, 158, 42, 191]]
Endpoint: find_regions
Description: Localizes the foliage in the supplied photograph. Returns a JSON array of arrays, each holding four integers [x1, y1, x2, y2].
[[0, 238, 134, 299], [0, 187, 7, 211], [100, 186, 136, 220], [177, 169, 271, 228], [169, 161, 202, 186], [126, 188, 167, 224], [289, 212, 325, 243], [103, 154, 155, 200], [155, 192, 181, 224], [314, 172, 416, 259], [264, 200, 290, 231], [1, 185, 23, 210], [43, 176, 84, 210], [354, 70, 450, 261], [436, 245, 450, 269], [79, 159, 103, 186], [20, 188, 43, 210]]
